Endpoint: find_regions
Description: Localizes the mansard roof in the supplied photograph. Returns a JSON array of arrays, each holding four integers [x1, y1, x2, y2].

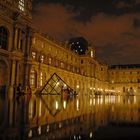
[[109, 64, 140, 69]]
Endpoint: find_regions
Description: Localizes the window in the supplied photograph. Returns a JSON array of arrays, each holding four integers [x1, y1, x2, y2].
[[30, 69, 37, 88], [18, 0, 25, 11], [40, 72, 43, 86], [41, 42, 44, 48], [0, 27, 8, 50], [60, 62, 64, 68], [40, 55, 44, 63], [32, 52, 36, 59], [91, 50, 94, 58], [19, 39, 23, 50], [49, 58, 52, 64]]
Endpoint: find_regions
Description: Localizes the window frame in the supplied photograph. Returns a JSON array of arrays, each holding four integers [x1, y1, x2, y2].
[[0, 26, 9, 50]]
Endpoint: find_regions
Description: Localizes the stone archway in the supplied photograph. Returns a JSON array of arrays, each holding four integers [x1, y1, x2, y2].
[[0, 60, 8, 95], [0, 59, 9, 126]]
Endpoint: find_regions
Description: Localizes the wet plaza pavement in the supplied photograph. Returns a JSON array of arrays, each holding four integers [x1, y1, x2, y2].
[[0, 93, 140, 140]]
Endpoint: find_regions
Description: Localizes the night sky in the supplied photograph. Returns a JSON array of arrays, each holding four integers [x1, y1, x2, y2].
[[33, 0, 140, 64]]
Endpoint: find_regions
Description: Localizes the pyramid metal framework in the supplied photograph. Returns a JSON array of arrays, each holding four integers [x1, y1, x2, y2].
[[36, 73, 76, 116], [38, 73, 75, 95]]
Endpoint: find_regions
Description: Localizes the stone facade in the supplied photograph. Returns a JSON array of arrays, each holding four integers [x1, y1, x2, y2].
[[0, 0, 140, 97], [0, 1, 140, 140], [0, 0, 109, 98], [109, 65, 140, 95]]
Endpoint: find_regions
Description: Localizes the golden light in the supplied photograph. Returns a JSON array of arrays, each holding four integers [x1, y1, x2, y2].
[[28, 130, 32, 138], [38, 126, 41, 135], [39, 100, 42, 117], [55, 101, 59, 110], [63, 101, 67, 109], [76, 99, 79, 111], [90, 132, 93, 138]]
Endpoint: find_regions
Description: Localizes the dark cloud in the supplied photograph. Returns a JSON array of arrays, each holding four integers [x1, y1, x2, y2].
[[133, 18, 140, 28], [121, 32, 140, 38], [33, 0, 140, 64], [96, 43, 140, 64]]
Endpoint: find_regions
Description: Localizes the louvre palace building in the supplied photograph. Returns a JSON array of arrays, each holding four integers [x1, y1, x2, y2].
[[0, 0, 140, 96], [0, 0, 140, 139]]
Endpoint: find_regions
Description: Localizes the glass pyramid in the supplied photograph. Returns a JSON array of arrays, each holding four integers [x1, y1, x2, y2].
[[37, 73, 77, 116], [39, 73, 74, 95]]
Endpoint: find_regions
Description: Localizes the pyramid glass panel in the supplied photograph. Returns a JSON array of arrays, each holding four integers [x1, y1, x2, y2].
[[39, 73, 75, 95], [37, 73, 77, 116]]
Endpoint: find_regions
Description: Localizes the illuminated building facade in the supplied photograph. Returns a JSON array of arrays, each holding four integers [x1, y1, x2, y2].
[[0, 0, 140, 98], [109, 64, 140, 94], [0, 0, 108, 98], [0, 1, 140, 140]]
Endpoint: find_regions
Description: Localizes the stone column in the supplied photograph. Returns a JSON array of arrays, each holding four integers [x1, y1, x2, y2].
[[7, 60, 16, 126], [17, 28, 21, 50], [13, 26, 19, 50], [23, 27, 33, 87]]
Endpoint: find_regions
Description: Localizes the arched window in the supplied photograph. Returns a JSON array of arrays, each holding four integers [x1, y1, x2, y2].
[[0, 60, 8, 94], [0, 27, 8, 50]]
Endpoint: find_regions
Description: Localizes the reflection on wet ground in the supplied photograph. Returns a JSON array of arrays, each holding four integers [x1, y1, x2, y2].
[[0, 93, 140, 140]]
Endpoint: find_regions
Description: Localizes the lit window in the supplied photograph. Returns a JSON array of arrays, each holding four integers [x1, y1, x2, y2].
[[0, 26, 8, 50], [38, 126, 41, 135], [30, 69, 37, 88], [18, 0, 25, 11], [49, 58, 52, 64], [40, 72, 43, 86], [28, 130, 32, 138], [32, 52, 36, 59], [55, 101, 59, 110], [60, 62, 64, 68], [76, 99, 79, 111], [40, 55, 44, 63], [91, 51, 94, 57]]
